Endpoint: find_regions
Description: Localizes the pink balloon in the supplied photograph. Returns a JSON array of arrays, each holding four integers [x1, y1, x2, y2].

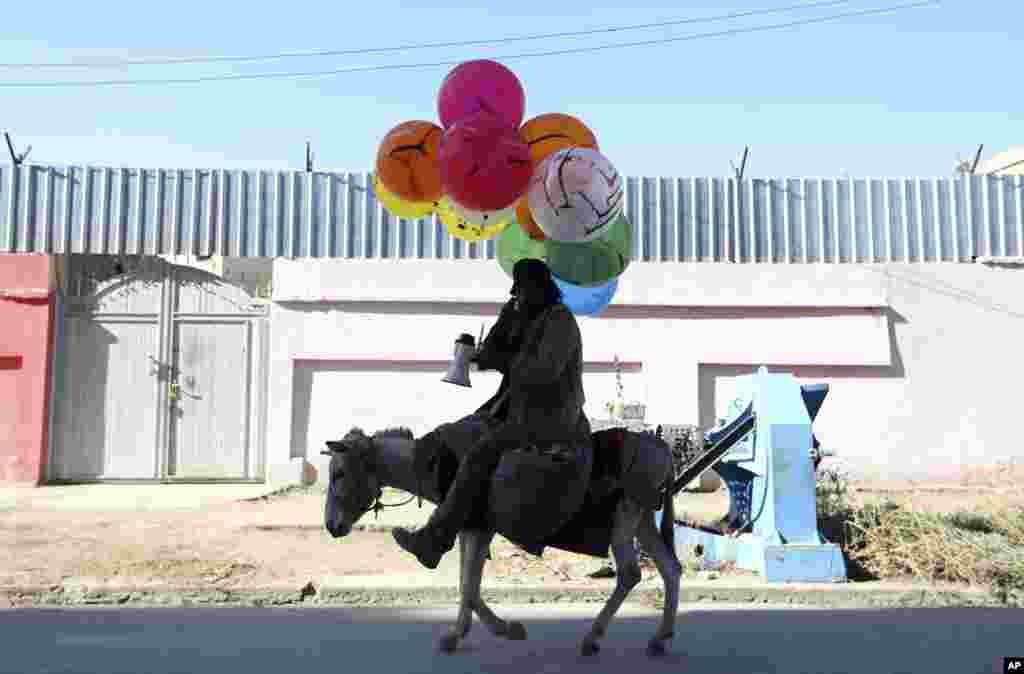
[[439, 111, 533, 212], [437, 60, 526, 130]]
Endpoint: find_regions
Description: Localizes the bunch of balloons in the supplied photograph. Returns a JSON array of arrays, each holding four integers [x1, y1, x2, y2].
[[373, 59, 633, 317]]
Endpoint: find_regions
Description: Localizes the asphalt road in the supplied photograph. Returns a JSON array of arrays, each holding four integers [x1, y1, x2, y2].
[[1, 604, 1020, 674]]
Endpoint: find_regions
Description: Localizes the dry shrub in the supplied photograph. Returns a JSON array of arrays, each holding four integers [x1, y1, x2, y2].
[[848, 504, 1006, 583], [816, 466, 874, 580], [815, 467, 1024, 604], [985, 501, 1024, 546]]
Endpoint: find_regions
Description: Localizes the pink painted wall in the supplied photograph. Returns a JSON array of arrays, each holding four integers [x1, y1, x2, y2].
[[0, 254, 54, 484]]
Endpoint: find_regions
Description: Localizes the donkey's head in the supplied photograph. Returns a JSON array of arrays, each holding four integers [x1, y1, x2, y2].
[[321, 427, 380, 538]]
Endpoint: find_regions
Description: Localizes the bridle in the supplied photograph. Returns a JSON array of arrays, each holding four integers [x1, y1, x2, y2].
[[322, 437, 423, 521], [366, 481, 420, 519]]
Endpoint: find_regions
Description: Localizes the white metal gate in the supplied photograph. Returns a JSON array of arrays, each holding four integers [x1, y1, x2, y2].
[[49, 256, 269, 482]]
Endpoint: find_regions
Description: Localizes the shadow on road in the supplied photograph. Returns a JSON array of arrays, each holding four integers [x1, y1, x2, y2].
[[1, 605, 1018, 674]]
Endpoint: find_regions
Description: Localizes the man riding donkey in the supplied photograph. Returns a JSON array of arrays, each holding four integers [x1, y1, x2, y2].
[[392, 257, 591, 569]]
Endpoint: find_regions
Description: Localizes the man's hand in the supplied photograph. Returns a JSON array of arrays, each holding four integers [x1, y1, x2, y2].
[[475, 299, 525, 373], [474, 343, 506, 372]]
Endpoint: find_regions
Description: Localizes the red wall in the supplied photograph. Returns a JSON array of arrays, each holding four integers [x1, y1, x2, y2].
[[0, 255, 54, 484]]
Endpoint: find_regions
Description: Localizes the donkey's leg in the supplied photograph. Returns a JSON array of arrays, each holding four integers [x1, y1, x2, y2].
[[439, 530, 476, 653], [463, 529, 528, 641], [637, 512, 683, 657], [580, 497, 644, 657], [473, 599, 528, 641]]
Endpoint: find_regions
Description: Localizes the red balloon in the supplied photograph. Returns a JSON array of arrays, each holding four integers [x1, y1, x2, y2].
[[439, 111, 533, 212], [437, 60, 526, 130]]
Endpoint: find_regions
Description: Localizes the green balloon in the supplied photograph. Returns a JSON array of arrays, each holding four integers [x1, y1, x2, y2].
[[545, 212, 633, 286], [496, 213, 633, 286], [496, 219, 548, 278]]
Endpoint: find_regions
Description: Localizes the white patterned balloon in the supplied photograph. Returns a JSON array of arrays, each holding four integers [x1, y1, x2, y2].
[[526, 147, 624, 243]]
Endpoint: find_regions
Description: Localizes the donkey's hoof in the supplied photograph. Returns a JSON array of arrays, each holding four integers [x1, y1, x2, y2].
[[506, 621, 527, 641], [439, 633, 459, 654], [646, 638, 668, 658], [579, 640, 601, 657]]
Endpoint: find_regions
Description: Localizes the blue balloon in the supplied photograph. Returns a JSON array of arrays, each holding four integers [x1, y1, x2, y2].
[[553, 274, 618, 317]]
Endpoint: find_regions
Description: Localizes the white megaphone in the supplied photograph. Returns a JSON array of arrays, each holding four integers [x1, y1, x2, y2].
[[442, 332, 477, 388]]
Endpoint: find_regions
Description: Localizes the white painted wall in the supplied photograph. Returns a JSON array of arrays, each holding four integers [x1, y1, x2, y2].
[[265, 259, 1024, 484]]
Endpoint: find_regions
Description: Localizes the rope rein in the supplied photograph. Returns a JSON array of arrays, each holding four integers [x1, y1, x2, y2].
[[370, 488, 419, 519], [367, 459, 424, 520]]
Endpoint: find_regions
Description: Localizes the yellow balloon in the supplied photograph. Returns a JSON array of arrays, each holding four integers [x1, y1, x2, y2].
[[436, 196, 510, 242], [372, 174, 436, 219]]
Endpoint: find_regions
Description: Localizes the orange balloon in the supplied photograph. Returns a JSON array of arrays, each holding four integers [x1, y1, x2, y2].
[[519, 113, 599, 166], [515, 198, 546, 241], [375, 120, 444, 203]]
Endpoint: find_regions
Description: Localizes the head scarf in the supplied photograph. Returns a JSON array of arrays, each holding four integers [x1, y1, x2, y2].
[[511, 258, 562, 308]]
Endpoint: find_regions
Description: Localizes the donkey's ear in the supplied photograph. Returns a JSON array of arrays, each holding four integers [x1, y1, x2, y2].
[[324, 440, 347, 454]]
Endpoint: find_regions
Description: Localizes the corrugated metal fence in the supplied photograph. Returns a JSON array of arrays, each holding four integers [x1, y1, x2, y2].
[[2, 163, 1022, 262]]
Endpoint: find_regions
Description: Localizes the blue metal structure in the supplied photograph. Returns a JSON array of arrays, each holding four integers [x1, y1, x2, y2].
[[2, 162, 1023, 261], [657, 366, 847, 583]]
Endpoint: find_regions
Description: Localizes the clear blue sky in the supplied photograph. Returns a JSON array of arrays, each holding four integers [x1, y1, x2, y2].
[[0, 0, 1017, 178]]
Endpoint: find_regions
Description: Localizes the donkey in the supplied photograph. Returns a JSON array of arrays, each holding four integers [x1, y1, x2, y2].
[[322, 425, 683, 657]]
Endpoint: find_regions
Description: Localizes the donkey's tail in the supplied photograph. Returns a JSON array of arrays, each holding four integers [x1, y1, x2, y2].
[[659, 481, 678, 563]]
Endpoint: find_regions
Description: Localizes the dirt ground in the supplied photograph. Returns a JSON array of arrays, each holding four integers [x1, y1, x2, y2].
[[845, 484, 1024, 514], [1, 487, 636, 591], [2, 480, 1021, 592]]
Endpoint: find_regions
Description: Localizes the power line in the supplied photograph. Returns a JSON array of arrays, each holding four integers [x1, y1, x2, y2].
[[0, 1, 939, 89], [0, 0, 852, 69]]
